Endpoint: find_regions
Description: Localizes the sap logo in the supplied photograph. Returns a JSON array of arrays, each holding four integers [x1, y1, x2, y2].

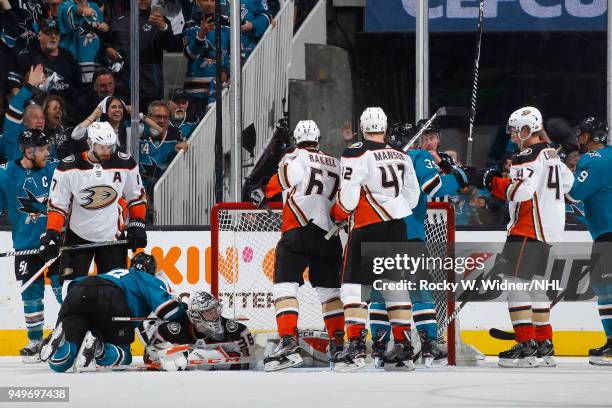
[[401, 0, 606, 19]]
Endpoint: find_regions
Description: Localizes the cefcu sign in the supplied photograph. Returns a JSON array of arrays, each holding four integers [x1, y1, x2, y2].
[[365, 0, 607, 32]]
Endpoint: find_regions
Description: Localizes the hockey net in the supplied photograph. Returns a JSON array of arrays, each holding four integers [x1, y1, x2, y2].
[[211, 202, 481, 365]]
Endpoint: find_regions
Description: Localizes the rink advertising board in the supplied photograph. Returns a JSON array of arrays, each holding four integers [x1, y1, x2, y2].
[[0, 229, 606, 355], [365, 0, 608, 32]]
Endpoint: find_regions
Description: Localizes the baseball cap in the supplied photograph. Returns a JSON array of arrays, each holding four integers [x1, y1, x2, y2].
[[39, 18, 60, 34], [171, 89, 189, 102]]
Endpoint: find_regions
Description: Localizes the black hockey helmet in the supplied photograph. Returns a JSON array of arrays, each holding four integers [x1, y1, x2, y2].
[[575, 116, 608, 146], [130, 252, 157, 275], [416, 118, 440, 135], [387, 122, 415, 149], [19, 129, 49, 148]]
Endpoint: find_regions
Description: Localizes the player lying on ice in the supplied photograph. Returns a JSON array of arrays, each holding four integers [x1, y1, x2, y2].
[[139, 290, 256, 371], [39, 252, 186, 372]]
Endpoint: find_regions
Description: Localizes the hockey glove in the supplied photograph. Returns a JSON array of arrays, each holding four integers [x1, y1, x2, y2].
[[436, 157, 453, 174], [250, 187, 269, 209], [462, 166, 480, 187], [478, 168, 503, 191], [159, 349, 189, 372], [39, 230, 60, 261], [448, 165, 469, 189], [126, 219, 147, 251]]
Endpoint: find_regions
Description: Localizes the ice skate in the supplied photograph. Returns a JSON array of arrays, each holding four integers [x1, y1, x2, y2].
[[264, 335, 303, 372], [498, 340, 538, 368]]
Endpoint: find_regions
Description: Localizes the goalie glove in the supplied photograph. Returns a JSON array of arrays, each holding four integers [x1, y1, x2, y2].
[[159, 346, 189, 372]]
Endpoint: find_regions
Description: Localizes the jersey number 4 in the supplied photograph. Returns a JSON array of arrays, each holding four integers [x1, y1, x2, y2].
[[378, 164, 405, 197], [546, 165, 561, 200], [305, 168, 340, 199]]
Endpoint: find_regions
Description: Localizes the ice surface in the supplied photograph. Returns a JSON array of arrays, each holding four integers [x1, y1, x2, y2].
[[0, 357, 611, 408]]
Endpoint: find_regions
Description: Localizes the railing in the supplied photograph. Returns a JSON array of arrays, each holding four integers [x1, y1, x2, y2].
[[153, 1, 295, 225]]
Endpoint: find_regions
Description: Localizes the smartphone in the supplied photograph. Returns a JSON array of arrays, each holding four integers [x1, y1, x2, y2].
[[204, 13, 214, 23], [151, 4, 163, 15]]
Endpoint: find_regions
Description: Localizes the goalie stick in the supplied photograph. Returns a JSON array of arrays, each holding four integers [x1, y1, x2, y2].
[[465, 0, 485, 167], [488, 265, 593, 341]]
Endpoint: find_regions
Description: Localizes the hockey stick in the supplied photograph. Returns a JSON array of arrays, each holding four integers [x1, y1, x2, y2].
[[325, 221, 347, 240], [112, 316, 250, 322], [401, 106, 470, 153], [1, 239, 129, 258], [83, 354, 256, 372], [488, 265, 593, 341], [19, 256, 59, 294], [413, 255, 509, 362], [465, 0, 485, 167]]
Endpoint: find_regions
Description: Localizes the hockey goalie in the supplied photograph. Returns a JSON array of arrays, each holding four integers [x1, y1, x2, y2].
[[140, 291, 257, 371]]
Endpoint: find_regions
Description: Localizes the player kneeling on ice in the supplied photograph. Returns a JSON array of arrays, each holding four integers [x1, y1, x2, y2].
[[39, 253, 185, 372], [140, 291, 255, 371]]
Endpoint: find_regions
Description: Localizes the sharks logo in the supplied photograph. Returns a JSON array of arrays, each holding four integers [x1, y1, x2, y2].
[[41, 69, 70, 92], [17, 176, 48, 223], [79, 185, 118, 210]]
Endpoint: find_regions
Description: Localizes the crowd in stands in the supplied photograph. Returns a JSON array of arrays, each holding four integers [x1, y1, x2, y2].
[[0, 0, 277, 223]]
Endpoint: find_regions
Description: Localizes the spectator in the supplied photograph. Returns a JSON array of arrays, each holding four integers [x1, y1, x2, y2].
[[7, 17, 81, 116], [139, 100, 188, 209], [183, 0, 229, 119], [0, 0, 46, 56], [57, 0, 108, 84], [42, 94, 73, 159], [45, 0, 63, 18], [168, 88, 198, 139], [2, 65, 46, 161], [72, 95, 130, 151], [152, 0, 185, 34], [564, 149, 586, 228], [565, 150, 580, 174], [103, 0, 182, 113], [75, 68, 125, 122], [240, 0, 272, 60]]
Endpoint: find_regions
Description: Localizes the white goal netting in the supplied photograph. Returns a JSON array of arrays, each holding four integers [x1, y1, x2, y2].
[[211, 202, 481, 365]]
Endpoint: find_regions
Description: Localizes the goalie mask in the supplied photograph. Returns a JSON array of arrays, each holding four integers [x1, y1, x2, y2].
[[506, 107, 543, 146], [187, 291, 224, 340], [360, 107, 387, 135], [575, 116, 608, 152], [293, 120, 320, 146]]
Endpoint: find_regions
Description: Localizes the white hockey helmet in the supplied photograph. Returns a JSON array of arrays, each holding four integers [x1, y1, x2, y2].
[[360, 107, 387, 134], [506, 107, 543, 141], [87, 121, 117, 149], [293, 120, 320, 145]]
